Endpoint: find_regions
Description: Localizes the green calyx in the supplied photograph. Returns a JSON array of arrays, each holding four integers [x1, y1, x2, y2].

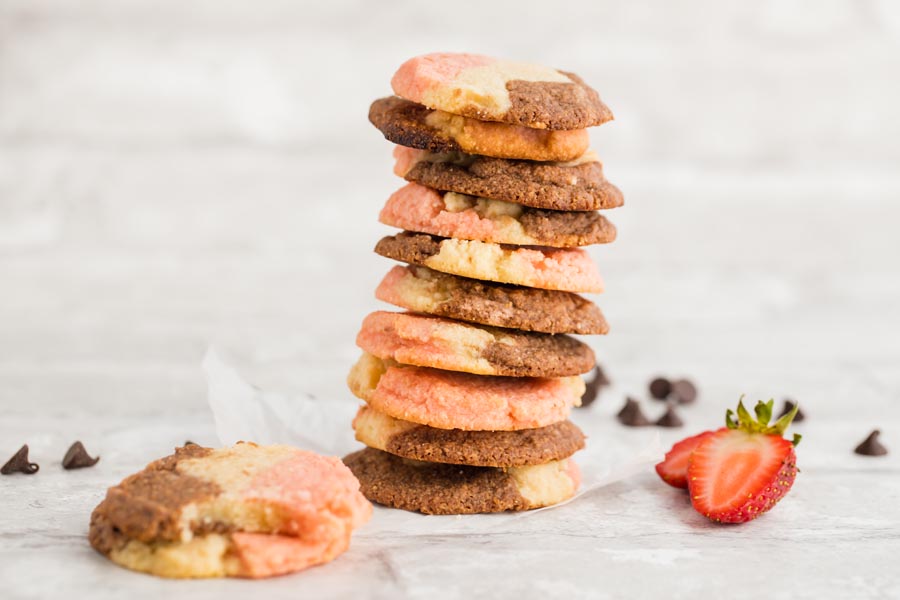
[[725, 396, 802, 446]]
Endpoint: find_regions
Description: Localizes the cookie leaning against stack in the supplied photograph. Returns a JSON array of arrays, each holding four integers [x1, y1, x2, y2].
[[344, 52, 622, 515], [89, 443, 371, 578]]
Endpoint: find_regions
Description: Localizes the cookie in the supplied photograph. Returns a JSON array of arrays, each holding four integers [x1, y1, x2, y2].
[[343, 447, 580, 514], [352, 406, 586, 467], [369, 96, 589, 162], [347, 352, 584, 431], [357, 310, 595, 377], [394, 146, 624, 212], [89, 443, 371, 579], [391, 52, 612, 130], [375, 232, 604, 293], [375, 265, 609, 335], [380, 183, 616, 247]]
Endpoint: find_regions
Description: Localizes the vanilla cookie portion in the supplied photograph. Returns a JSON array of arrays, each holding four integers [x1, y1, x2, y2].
[[375, 232, 604, 293], [89, 443, 371, 579], [89, 521, 353, 579], [380, 183, 616, 247], [394, 147, 624, 212], [391, 52, 612, 130], [353, 406, 586, 467], [347, 352, 584, 431], [370, 96, 589, 162], [357, 310, 594, 377], [344, 447, 581, 514], [375, 265, 609, 335]]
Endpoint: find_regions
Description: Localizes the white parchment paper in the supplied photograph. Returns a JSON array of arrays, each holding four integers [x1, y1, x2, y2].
[[203, 346, 663, 533]]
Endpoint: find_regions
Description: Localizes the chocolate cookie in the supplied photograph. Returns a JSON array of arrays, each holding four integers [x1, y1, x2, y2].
[[357, 311, 595, 377], [380, 182, 617, 247], [353, 406, 585, 467], [391, 52, 613, 130], [374, 232, 604, 293], [375, 265, 609, 335], [343, 447, 580, 514], [369, 96, 589, 162], [394, 147, 624, 212]]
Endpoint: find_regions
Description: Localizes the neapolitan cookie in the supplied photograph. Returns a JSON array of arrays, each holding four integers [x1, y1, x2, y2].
[[375, 265, 609, 335], [352, 406, 585, 467], [343, 447, 580, 514], [89, 443, 371, 579], [375, 232, 604, 293], [370, 97, 589, 162], [394, 147, 623, 211], [347, 352, 584, 431], [391, 52, 612, 130], [379, 183, 616, 247], [357, 310, 594, 377]]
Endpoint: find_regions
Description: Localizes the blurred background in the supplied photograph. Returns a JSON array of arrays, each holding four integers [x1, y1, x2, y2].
[[2, 0, 899, 425]]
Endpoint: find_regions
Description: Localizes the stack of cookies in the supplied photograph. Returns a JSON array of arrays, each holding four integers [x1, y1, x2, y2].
[[344, 53, 622, 515]]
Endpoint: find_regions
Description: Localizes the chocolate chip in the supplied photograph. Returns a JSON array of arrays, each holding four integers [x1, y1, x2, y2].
[[777, 399, 805, 422], [1, 445, 39, 475], [670, 379, 697, 405], [62, 441, 99, 470], [854, 430, 888, 456], [184, 440, 198, 446], [580, 364, 611, 408], [617, 397, 651, 427], [648, 377, 672, 400], [655, 404, 684, 428]]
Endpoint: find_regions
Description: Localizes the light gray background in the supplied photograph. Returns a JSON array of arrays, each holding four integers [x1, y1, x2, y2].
[[1, 1, 899, 598]]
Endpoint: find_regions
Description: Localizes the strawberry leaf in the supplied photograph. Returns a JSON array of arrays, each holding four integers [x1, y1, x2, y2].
[[754, 400, 774, 426], [724, 397, 801, 439]]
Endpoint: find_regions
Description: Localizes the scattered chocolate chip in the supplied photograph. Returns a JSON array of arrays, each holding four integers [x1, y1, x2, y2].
[[670, 379, 698, 405], [617, 396, 651, 427], [1, 445, 39, 475], [655, 404, 684, 428], [62, 441, 99, 470], [777, 399, 805, 422], [854, 430, 888, 456], [648, 377, 672, 400], [579, 364, 611, 408], [184, 440, 198, 446]]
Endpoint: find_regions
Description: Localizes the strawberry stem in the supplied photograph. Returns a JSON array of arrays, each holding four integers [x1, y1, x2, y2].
[[725, 397, 802, 445]]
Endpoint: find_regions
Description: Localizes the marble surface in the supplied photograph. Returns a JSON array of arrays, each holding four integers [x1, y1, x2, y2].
[[2, 1, 900, 598]]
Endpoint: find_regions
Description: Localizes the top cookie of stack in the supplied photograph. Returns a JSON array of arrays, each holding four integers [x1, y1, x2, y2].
[[345, 52, 622, 515]]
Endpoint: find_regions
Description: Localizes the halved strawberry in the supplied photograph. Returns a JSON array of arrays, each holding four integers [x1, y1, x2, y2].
[[655, 430, 719, 488], [687, 398, 801, 523]]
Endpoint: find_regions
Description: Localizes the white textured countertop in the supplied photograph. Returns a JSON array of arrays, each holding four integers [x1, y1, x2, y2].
[[2, 1, 900, 598]]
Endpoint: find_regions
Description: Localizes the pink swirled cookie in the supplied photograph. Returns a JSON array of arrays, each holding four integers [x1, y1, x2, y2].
[[89, 443, 371, 579], [375, 232, 604, 293], [356, 310, 594, 377], [347, 352, 584, 431], [391, 52, 612, 130], [379, 183, 616, 247]]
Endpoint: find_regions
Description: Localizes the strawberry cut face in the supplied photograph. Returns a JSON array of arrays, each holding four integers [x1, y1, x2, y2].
[[688, 429, 797, 523]]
